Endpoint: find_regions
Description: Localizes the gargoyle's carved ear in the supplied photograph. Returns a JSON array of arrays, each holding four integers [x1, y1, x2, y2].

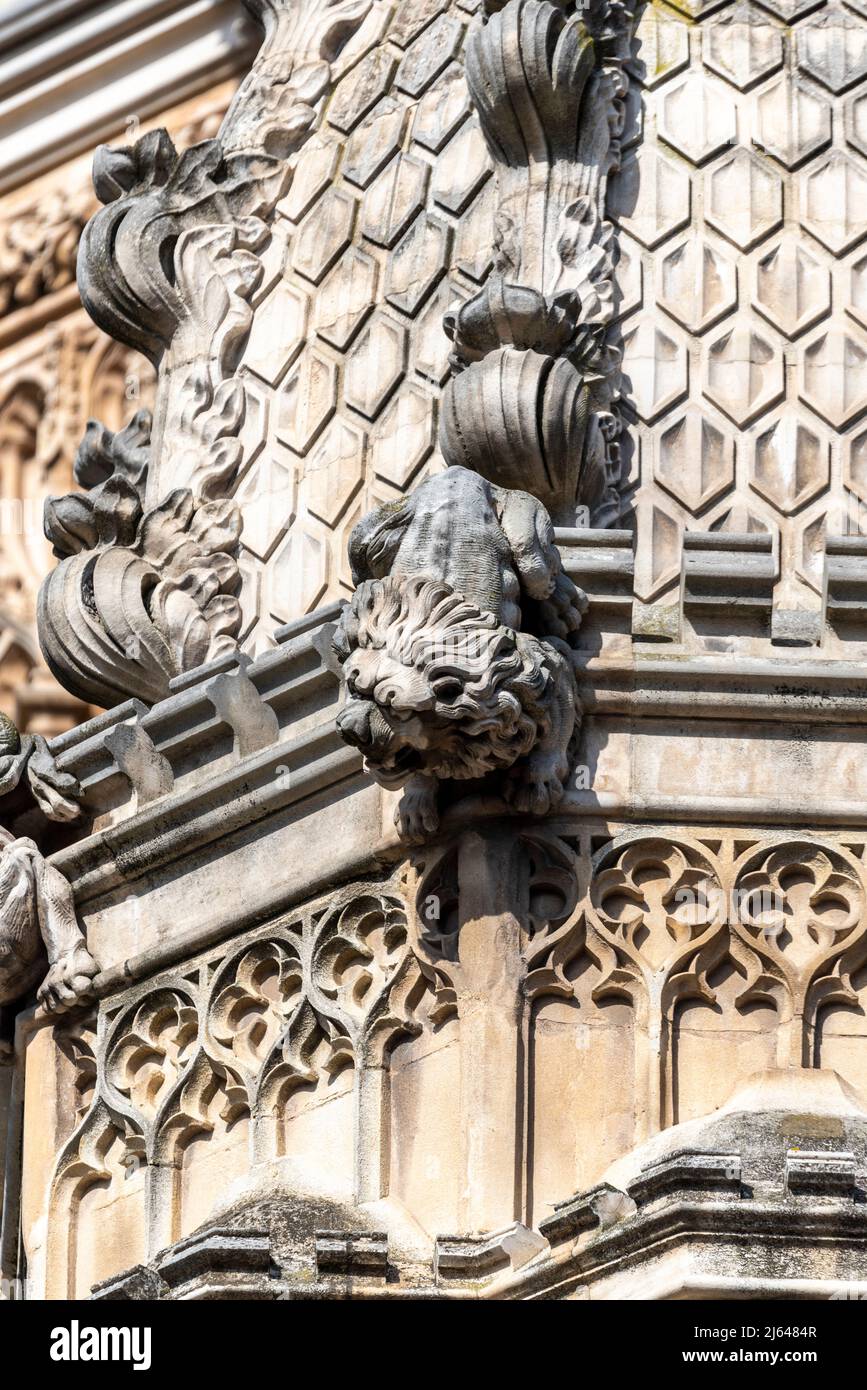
[[332, 606, 358, 663]]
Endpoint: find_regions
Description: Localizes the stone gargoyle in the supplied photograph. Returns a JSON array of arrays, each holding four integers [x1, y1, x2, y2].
[[0, 825, 99, 1013], [332, 466, 585, 841]]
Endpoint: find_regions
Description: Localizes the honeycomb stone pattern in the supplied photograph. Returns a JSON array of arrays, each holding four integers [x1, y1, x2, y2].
[[234, 0, 483, 648], [611, 0, 867, 612]]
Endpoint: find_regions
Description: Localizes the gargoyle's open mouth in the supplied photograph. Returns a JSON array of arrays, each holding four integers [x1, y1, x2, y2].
[[388, 746, 421, 774]]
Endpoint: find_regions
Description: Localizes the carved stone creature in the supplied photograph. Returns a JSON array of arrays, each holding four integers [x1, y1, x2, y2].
[[0, 828, 98, 1012], [333, 468, 585, 841], [0, 711, 82, 824]]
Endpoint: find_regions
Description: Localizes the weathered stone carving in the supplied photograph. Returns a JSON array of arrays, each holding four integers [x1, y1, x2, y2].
[[48, 878, 450, 1281], [0, 824, 98, 1012], [0, 712, 82, 824], [731, 840, 867, 1070], [39, 410, 243, 707], [37, 125, 275, 709], [333, 467, 584, 840], [440, 0, 632, 525], [37, 1, 389, 711], [220, 0, 377, 160], [78, 130, 285, 370], [0, 187, 93, 318]]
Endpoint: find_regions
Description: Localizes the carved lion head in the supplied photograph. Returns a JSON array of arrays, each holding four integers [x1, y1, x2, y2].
[[332, 574, 553, 786]]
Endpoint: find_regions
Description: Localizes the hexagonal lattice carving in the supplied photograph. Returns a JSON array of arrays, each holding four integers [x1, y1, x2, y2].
[[608, 150, 691, 250], [704, 4, 784, 91], [292, 188, 357, 284], [800, 327, 867, 427], [372, 384, 436, 488], [622, 318, 689, 422], [344, 313, 407, 420], [750, 413, 829, 514], [241, 281, 309, 386], [395, 13, 463, 97], [453, 177, 496, 282], [411, 63, 470, 152], [655, 408, 735, 513], [844, 426, 867, 501], [305, 417, 366, 526], [431, 121, 490, 216], [276, 347, 338, 454], [313, 249, 378, 352], [388, 0, 450, 49], [414, 279, 468, 385], [753, 238, 831, 338], [659, 237, 737, 333], [703, 322, 784, 425], [851, 253, 867, 330], [660, 73, 737, 164], [327, 49, 396, 133], [633, 5, 690, 89], [797, 4, 867, 94], [384, 213, 450, 316], [278, 142, 340, 222], [268, 525, 329, 621], [801, 152, 867, 254], [343, 98, 408, 189], [236, 452, 296, 560], [223, 0, 867, 644], [362, 153, 431, 248], [753, 76, 832, 169], [615, 232, 644, 320], [707, 149, 783, 250]]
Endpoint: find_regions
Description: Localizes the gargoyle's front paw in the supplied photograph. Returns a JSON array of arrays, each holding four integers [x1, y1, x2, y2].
[[395, 777, 440, 843], [38, 946, 100, 1013], [505, 757, 567, 817]]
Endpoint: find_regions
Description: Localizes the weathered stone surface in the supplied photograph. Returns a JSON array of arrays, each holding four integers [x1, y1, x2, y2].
[[7, 0, 867, 1313]]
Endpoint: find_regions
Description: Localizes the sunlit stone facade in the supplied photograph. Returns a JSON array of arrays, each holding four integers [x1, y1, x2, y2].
[[3, 0, 867, 1302]]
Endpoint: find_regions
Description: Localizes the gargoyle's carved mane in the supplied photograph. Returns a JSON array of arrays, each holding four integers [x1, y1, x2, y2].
[[335, 574, 554, 781]]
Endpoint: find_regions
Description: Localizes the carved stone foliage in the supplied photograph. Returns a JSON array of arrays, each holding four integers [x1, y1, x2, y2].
[[0, 324, 156, 731], [51, 879, 453, 1271], [78, 131, 285, 370], [37, 2, 396, 709], [333, 467, 585, 840], [220, 0, 379, 160], [0, 90, 233, 332], [440, 0, 633, 524], [39, 411, 242, 707]]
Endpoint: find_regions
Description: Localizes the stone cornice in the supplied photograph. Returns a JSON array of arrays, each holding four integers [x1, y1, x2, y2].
[[34, 592, 867, 896]]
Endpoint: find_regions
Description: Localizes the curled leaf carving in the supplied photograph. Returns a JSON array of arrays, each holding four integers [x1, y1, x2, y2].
[[39, 412, 242, 707]]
